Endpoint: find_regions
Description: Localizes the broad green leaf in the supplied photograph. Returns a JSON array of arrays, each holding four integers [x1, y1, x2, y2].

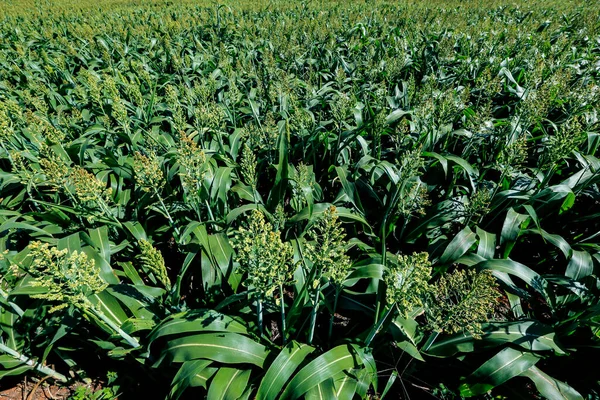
[[206, 233, 235, 281], [459, 347, 540, 396], [439, 226, 477, 264], [0, 364, 31, 379], [124, 221, 147, 241], [305, 378, 337, 400], [380, 370, 398, 399], [107, 285, 155, 321], [148, 310, 248, 345], [289, 203, 371, 232], [566, 250, 593, 280], [89, 291, 128, 326], [267, 128, 289, 209], [343, 263, 384, 287], [191, 366, 218, 389], [521, 366, 583, 400], [256, 341, 315, 400], [476, 227, 496, 259], [426, 321, 566, 357], [524, 229, 572, 260], [226, 204, 269, 224], [335, 166, 359, 211], [445, 155, 479, 190], [559, 192, 576, 215], [162, 333, 267, 367], [476, 259, 547, 297], [281, 344, 363, 399], [88, 226, 111, 263], [332, 370, 360, 400], [385, 108, 411, 124], [207, 367, 252, 400], [169, 360, 213, 400], [500, 208, 528, 255]]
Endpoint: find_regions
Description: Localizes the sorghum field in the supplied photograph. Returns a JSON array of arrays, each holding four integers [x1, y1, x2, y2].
[[0, 0, 599, 398]]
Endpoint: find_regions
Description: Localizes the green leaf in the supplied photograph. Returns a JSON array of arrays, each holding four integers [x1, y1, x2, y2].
[[305, 378, 337, 400], [169, 360, 213, 399], [426, 321, 566, 357], [89, 291, 128, 326], [380, 370, 399, 399], [476, 259, 547, 297], [0, 364, 31, 379], [343, 263, 384, 287], [207, 367, 252, 400], [210, 167, 233, 210], [332, 370, 361, 400], [226, 204, 269, 224], [439, 226, 477, 264], [500, 208, 528, 256], [559, 192, 576, 215], [566, 250, 593, 280], [445, 155, 479, 190], [288, 203, 371, 232], [385, 108, 411, 125], [206, 233, 235, 283], [521, 366, 583, 400], [148, 310, 248, 345], [280, 344, 363, 400], [256, 341, 315, 400], [124, 221, 147, 241], [476, 227, 496, 259], [267, 128, 289, 209], [161, 333, 267, 367], [524, 229, 572, 260], [335, 166, 360, 211], [88, 226, 111, 263], [459, 347, 540, 397], [107, 285, 155, 321]]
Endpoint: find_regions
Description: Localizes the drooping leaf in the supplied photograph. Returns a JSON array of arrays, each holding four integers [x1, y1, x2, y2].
[[207, 367, 252, 400], [521, 366, 583, 400], [256, 341, 315, 400], [161, 333, 267, 367], [459, 347, 541, 397], [280, 345, 364, 400]]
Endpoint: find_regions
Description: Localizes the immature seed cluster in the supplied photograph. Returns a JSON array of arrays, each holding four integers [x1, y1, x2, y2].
[[427, 269, 500, 338], [232, 210, 294, 297], [304, 206, 352, 287], [138, 239, 171, 290], [384, 252, 432, 318], [25, 242, 107, 313], [133, 151, 164, 192]]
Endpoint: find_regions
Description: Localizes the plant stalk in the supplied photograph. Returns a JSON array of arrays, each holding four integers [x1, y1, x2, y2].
[[0, 342, 67, 383], [366, 305, 396, 347], [327, 288, 340, 346], [308, 288, 320, 345], [86, 308, 140, 348], [279, 284, 287, 345], [257, 297, 264, 339]]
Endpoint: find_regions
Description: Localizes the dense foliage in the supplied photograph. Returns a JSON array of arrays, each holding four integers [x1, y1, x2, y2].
[[1, 0, 599, 398]]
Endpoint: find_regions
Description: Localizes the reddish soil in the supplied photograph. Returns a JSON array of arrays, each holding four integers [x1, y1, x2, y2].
[[0, 378, 104, 400]]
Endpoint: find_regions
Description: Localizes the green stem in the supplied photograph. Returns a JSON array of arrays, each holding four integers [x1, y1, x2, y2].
[[365, 305, 396, 347], [0, 289, 24, 317], [154, 190, 181, 239], [308, 288, 320, 345], [97, 197, 123, 228], [86, 308, 140, 348], [279, 284, 287, 345], [0, 342, 67, 382], [421, 331, 440, 352], [328, 287, 340, 346], [257, 297, 264, 339]]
